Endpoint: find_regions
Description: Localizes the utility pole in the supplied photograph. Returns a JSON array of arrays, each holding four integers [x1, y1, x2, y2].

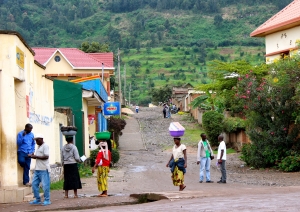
[[117, 48, 122, 106], [129, 82, 131, 107], [124, 64, 126, 106]]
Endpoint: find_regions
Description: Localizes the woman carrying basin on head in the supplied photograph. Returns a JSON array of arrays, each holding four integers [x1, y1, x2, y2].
[[92, 140, 111, 197], [166, 137, 187, 191]]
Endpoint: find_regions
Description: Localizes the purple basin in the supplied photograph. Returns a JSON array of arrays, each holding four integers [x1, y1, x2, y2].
[[170, 130, 185, 137]]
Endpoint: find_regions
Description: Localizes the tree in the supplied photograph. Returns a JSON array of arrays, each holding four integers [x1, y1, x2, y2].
[[214, 14, 223, 26], [150, 85, 172, 104], [80, 41, 109, 53], [202, 111, 224, 146], [237, 56, 300, 168], [164, 19, 170, 30]]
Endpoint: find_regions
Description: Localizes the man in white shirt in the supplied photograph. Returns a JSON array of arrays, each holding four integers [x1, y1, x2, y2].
[[28, 134, 51, 206], [217, 135, 226, 184]]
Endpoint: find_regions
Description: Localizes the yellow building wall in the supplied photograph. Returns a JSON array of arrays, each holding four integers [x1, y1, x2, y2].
[[82, 99, 90, 157], [0, 34, 67, 188], [53, 112, 68, 163], [88, 106, 96, 139]]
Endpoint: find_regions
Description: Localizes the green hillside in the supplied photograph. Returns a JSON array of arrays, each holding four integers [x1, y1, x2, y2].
[[0, 0, 294, 104], [0, 0, 292, 48], [121, 45, 265, 104]]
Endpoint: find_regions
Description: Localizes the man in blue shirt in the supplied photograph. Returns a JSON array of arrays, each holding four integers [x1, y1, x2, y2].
[[17, 123, 35, 186]]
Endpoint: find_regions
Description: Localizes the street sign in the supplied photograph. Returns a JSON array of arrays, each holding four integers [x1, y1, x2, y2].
[[103, 102, 121, 116]]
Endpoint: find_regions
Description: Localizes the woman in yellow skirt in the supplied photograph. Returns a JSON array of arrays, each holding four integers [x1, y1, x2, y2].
[[92, 141, 111, 197], [166, 137, 187, 191]]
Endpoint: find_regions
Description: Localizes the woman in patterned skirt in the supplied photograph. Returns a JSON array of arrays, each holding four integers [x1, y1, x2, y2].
[[166, 137, 187, 191], [92, 141, 111, 197]]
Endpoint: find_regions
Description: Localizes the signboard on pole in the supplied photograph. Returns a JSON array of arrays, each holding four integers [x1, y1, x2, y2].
[[103, 102, 120, 116]]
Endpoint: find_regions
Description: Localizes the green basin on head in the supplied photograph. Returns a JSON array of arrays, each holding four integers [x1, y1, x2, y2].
[[95, 131, 111, 140]]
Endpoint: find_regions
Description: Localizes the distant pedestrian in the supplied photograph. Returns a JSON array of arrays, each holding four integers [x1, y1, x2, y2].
[[166, 137, 187, 191], [17, 123, 35, 187], [92, 141, 111, 197], [61, 136, 82, 198], [217, 135, 227, 184], [167, 104, 171, 118], [163, 104, 167, 118], [197, 133, 214, 183], [135, 105, 139, 113], [29, 134, 51, 206]]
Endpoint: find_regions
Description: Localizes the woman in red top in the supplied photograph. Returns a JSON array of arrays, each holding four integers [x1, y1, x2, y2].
[[92, 141, 111, 197]]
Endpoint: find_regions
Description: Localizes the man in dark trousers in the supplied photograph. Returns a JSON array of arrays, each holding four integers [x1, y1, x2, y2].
[[217, 135, 227, 183], [17, 123, 35, 186]]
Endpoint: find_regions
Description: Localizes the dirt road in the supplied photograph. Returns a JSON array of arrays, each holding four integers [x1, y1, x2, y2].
[[3, 107, 300, 212]]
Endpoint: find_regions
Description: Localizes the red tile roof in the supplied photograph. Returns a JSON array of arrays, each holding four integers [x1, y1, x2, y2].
[[88, 53, 114, 68], [32, 48, 114, 69], [251, 0, 300, 37]]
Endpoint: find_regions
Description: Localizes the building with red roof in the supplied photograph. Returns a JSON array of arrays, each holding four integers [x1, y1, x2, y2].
[[32, 48, 114, 88], [251, 0, 300, 63]]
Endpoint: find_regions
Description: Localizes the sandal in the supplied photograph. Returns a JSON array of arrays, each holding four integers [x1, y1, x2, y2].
[[180, 185, 186, 191], [64, 196, 68, 199], [98, 194, 108, 197], [74, 196, 78, 198]]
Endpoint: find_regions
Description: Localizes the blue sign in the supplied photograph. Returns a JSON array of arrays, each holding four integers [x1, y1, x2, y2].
[[103, 102, 120, 116]]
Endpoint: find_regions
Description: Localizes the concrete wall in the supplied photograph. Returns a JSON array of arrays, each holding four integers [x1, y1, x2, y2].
[[82, 99, 89, 157], [265, 26, 300, 55], [53, 112, 68, 163], [0, 33, 64, 188], [265, 26, 300, 63]]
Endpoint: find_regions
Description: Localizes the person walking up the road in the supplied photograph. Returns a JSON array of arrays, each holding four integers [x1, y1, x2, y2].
[[135, 105, 139, 113], [166, 137, 187, 191], [17, 123, 35, 186], [92, 141, 111, 197], [61, 136, 82, 198], [29, 134, 51, 206], [163, 103, 167, 118], [197, 133, 214, 183], [217, 135, 227, 184]]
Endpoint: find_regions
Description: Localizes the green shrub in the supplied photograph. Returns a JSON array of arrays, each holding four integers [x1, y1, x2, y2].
[[90, 148, 99, 167], [111, 148, 120, 166], [202, 111, 224, 146], [278, 155, 300, 172], [223, 117, 246, 133], [78, 164, 93, 178], [90, 148, 120, 167]]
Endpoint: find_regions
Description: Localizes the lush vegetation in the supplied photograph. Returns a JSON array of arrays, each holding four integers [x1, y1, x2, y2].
[[202, 110, 224, 146], [108, 117, 127, 146], [236, 55, 300, 169], [122, 46, 265, 104], [0, 0, 291, 49], [197, 47, 300, 170], [0, 0, 294, 104]]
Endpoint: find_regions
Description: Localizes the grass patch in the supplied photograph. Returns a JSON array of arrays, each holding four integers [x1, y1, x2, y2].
[[79, 164, 93, 178], [50, 180, 64, 191], [183, 128, 205, 147]]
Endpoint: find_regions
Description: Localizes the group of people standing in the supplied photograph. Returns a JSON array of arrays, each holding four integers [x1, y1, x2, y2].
[[17, 123, 112, 206], [163, 103, 171, 118], [166, 133, 227, 191]]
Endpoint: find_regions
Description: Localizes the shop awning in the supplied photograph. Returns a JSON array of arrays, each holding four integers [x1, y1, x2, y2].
[[82, 89, 104, 106]]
